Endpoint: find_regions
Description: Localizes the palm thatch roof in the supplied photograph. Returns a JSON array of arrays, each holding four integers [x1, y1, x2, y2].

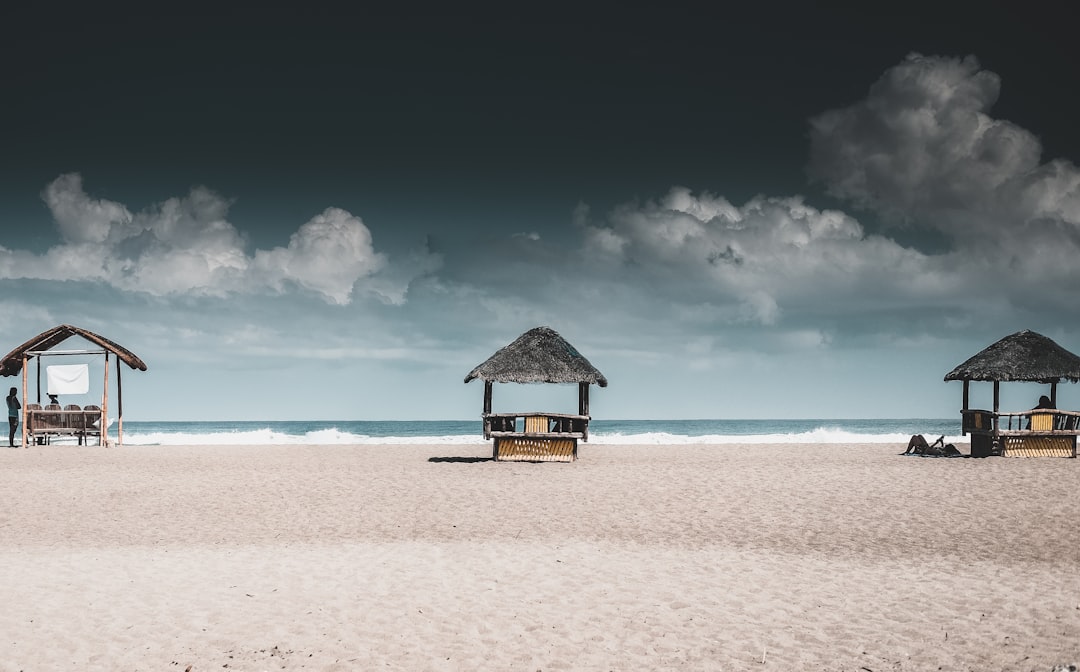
[[944, 330, 1080, 384], [464, 326, 608, 386], [0, 324, 148, 377]]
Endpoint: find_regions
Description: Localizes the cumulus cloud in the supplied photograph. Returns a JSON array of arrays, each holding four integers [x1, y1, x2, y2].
[[579, 186, 930, 325], [0, 174, 434, 305], [805, 53, 1080, 315], [392, 53, 1080, 345], [120, 186, 249, 296], [41, 173, 134, 245], [561, 54, 1080, 336], [253, 207, 386, 305], [808, 53, 1080, 240]]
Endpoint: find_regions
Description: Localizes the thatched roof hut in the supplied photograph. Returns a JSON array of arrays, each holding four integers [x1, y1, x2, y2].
[[1, 324, 147, 446], [945, 330, 1080, 457], [464, 326, 608, 387], [944, 330, 1080, 384], [465, 326, 607, 462]]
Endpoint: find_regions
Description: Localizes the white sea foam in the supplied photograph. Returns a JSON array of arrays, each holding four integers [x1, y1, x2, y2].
[[589, 428, 966, 445], [114, 427, 964, 446], [117, 430, 484, 446]]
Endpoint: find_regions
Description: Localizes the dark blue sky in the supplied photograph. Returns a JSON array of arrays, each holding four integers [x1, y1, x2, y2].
[[7, 3, 1077, 244], [3, 2, 1079, 420]]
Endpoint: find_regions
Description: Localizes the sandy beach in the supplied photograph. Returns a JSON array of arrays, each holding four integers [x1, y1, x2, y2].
[[1, 441, 1078, 671]]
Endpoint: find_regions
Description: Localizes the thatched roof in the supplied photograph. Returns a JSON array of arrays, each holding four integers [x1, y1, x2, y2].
[[0, 324, 148, 377], [944, 330, 1080, 384], [464, 326, 608, 386]]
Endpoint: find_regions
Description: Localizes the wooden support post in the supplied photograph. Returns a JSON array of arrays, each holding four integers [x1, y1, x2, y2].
[[101, 352, 109, 446], [21, 355, 28, 448], [483, 381, 492, 415], [1051, 382, 1058, 408], [993, 381, 1000, 438], [579, 382, 589, 416], [961, 379, 970, 436], [116, 356, 123, 446]]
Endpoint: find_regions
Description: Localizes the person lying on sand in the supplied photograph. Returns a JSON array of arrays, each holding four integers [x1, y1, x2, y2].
[[904, 434, 941, 454], [904, 434, 961, 457]]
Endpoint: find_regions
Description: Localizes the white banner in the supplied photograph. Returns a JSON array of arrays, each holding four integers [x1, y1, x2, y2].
[[47, 364, 90, 395]]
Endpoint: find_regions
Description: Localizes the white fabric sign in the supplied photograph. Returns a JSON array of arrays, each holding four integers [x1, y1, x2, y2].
[[47, 364, 90, 395]]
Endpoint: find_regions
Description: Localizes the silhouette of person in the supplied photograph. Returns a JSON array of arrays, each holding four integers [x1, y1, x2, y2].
[[7, 387, 20, 447], [904, 434, 944, 455], [1027, 395, 1055, 429]]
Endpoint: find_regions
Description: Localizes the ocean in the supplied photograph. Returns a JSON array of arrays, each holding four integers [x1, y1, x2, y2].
[[102, 418, 963, 446]]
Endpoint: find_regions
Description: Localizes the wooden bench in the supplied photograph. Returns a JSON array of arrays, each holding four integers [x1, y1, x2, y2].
[[998, 410, 1077, 457], [26, 404, 103, 445]]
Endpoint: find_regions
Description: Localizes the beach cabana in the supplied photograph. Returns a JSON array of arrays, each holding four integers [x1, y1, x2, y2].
[[464, 326, 607, 462], [945, 330, 1080, 458], [1, 324, 148, 447]]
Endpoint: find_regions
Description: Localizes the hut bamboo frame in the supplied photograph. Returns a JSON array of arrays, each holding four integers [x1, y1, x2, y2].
[[2, 325, 147, 447]]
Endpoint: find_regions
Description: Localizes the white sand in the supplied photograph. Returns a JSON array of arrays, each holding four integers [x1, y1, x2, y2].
[[1, 442, 1078, 671]]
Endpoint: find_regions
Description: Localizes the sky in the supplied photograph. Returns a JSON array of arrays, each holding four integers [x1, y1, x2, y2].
[[2, 2, 1080, 421]]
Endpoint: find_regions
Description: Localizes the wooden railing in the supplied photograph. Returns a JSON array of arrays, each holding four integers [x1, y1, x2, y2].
[[961, 408, 1079, 458], [482, 412, 591, 441], [962, 408, 1080, 434]]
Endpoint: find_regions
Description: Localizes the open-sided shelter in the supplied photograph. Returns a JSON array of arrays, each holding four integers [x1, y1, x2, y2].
[[464, 326, 607, 461], [945, 329, 1080, 457], [1, 324, 148, 447]]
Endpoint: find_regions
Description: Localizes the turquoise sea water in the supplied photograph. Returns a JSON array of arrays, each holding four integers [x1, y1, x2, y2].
[[104, 418, 963, 446]]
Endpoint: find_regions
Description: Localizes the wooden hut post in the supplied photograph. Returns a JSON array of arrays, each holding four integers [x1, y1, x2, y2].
[[21, 354, 28, 448], [962, 380, 969, 412], [1051, 382, 1058, 408], [993, 381, 1000, 435], [116, 356, 123, 446], [101, 351, 110, 447], [483, 380, 492, 415], [579, 382, 589, 417]]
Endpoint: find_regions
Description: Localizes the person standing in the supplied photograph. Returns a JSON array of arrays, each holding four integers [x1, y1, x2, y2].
[[7, 387, 20, 447]]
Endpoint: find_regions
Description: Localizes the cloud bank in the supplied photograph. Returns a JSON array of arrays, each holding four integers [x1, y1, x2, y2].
[[578, 188, 928, 326], [565, 53, 1080, 337], [808, 53, 1080, 263], [6, 53, 1079, 345], [0, 173, 436, 305]]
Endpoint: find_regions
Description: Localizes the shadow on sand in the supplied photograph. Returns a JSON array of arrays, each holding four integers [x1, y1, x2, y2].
[[427, 456, 492, 463]]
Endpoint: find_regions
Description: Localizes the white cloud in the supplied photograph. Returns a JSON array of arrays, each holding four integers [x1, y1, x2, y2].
[[118, 186, 249, 296], [805, 53, 1080, 314], [808, 53, 1080, 239], [41, 173, 133, 245], [382, 55, 1080, 361], [2, 174, 435, 305], [253, 207, 386, 305], [808, 54, 1036, 213], [579, 187, 928, 325]]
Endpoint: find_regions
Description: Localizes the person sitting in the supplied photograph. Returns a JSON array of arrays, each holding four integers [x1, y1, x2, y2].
[[1027, 395, 1055, 430]]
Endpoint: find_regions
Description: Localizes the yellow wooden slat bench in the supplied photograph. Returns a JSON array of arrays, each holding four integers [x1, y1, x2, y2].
[[1001, 434, 1076, 458]]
